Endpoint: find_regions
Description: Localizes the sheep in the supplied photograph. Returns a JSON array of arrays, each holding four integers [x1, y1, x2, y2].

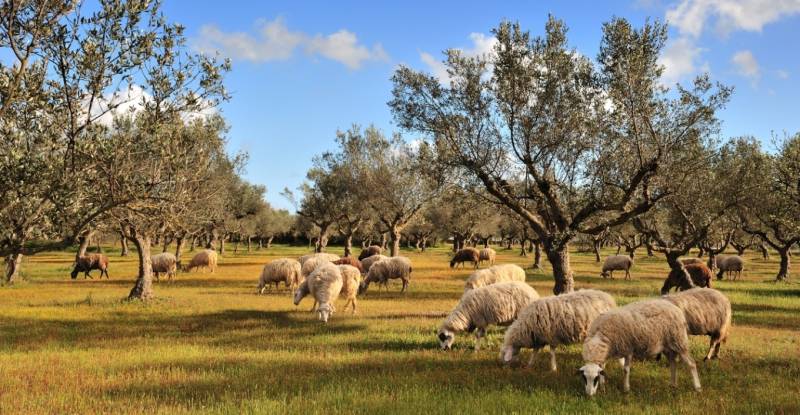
[[183, 249, 217, 273], [257, 258, 302, 294], [680, 257, 705, 266], [150, 252, 177, 281], [600, 255, 633, 280], [308, 263, 343, 323], [450, 247, 480, 269], [333, 257, 363, 273], [438, 281, 539, 351], [478, 247, 497, 266], [578, 298, 701, 396], [663, 288, 732, 361], [298, 252, 340, 265], [661, 263, 713, 295], [358, 245, 383, 261], [500, 289, 616, 371], [358, 256, 412, 294], [301, 255, 339, 279], [709, 255, 744, 280], [70, 253, 110, 279], [337, 264, 362, 314], [360, 254, 388, 275], [464, 264, 526, 292]]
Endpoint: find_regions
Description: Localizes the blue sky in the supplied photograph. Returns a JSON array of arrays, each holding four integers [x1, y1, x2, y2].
[[161, 0, 800, 210]]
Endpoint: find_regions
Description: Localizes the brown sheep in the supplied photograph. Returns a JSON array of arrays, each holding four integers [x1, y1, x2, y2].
[[358, 245, 383, 261], [450, 247, 481, 269], [333, 257, 363, 273], [661, 263, 712, 295], [71, 254, 110, 279]]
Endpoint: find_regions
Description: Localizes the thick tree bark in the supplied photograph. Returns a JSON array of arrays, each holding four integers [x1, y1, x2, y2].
[[174, 235, 185, 266], [4, 252, 23, 284], [760, 243, 769, 260], [593, 239, 602, 262], [189, 235, 197, 252], [119, 232, 129, 257], [532, 241, 542, 270], [76, 234, 91, 261], [266, 236, 274, 249], [128, 235, 154, 300], [390, 227, 401, 257], [219, 237, 226, 255], [519, 238, 528, 257], [544, 243, 574, 295], [246, 236, 252, 253], [646, 244, 654, 257], [776, 248, 790, 281], [344, 234, 353, 257]]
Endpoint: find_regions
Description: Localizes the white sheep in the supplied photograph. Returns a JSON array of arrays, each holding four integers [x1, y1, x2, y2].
[[600, 255, 633, 280], [578, 298, 701, 396], [500, 289, 616, 371], [301, 255, 339, 279], [183, 249, 217, 273], [479, 247, 497, 266], [360, 254, 388, 275], [464, 264, 526, 292], [257, 258, 302, 294], [307, 263, 343, 323], [337, 264, 362, 314], [298, 252, 340, 265], [151, 252, 177, 281], [438, 281, 540, 350], [663, 288, 732, 361], [359, 256, 412, 294]]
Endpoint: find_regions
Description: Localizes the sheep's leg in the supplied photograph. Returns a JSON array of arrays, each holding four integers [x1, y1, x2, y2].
[[625, 269, 631, 280], [680, 353, 702, 391], [548, 347, 558, 372], [474, 328, 486, 351], [526, 349, 538, 368], [622, 356, 632, 392], [705, 333, 721, 361], [670, 356, 678, 387], [401, 278, 408, 293], [351, 298, 357, 314]]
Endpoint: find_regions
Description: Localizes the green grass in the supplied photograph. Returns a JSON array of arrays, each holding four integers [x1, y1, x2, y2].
[[1, 245, 798, 414]]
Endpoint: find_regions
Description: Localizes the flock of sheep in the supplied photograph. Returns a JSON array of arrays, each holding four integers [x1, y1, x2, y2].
[[70, 249, 219, 280], [258, 245, 733, 396]]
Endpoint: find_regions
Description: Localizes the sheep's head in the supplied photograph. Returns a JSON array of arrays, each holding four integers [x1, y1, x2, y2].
[[499, 345, 521, 364], [317, 303, 333, 323], [70, 268, 79, 280], [437, 329, 455, 350], [357, 281, 368, 296], [449, 260, 456, 268], [578, 363, 605, 396], [600, 270, 609, 278], [292, 288, 303, 305]]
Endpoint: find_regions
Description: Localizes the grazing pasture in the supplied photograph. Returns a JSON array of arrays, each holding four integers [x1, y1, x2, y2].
[[0, 245, 798, 414]]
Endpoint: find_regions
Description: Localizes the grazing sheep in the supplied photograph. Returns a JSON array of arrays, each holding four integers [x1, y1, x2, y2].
[[298, 252, 340, 265], [184, 249, 217, 273], [360, 254, 388, 275], [709, 255, 744, 280], [500, 289, 616, 371], [301, 255, 339, 279], [358, 245, 383, 261], [464, 264, 526, 292], [450, 247, 480, 269], [337, 264, 362, 314], [661, 263, 713, 295], [150, 252, 177, 281], [309, 263, 344, 323], [663, 288, 732, 361], [257, 258, 302, 293], [479, 247, 497, 266], [359, 256, 412, 294], [579, 298, 701, 396], [333, 257, 363, 273], [293, 279, 315, 311], [70, 253, 110, 279], [438, 282, 539, 350], [680, 257, 705, 266], [600, 255, 633, 280]]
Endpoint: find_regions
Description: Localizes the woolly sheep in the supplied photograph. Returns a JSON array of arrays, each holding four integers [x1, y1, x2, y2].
[[70, 253, 109, 279], [478, 247, 497, 266], [150, 252, 177, 281], [301, 255, 339, 279], [309, 263, 343, 323], [464, 264, 526, 292], [600, 255, 633, 280], [661, 263, 712, 295], [500, 289, 616, 371], [680, 257, 705, 266], [257, 258, 302, 294], [359, 256, 412, 294], [184, 249, 217, 273], [333, 257, 363, 273], [450, 247, 480, 269], [663, 288, 732, 361], [337, 264, 362, 314], [358, 245, 383, 261], [360, 254, 388, 275], [709, 255, 744, 280], [579, 298, 701, 396], [298, 252, 340, 265], [438, 281, 539, 350]]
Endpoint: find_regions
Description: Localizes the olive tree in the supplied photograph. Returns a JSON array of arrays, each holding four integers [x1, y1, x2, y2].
[[390, 17, 729, 293]]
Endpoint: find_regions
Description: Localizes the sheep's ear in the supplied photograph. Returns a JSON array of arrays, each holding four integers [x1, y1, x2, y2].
[[599, 369, 606, 377]]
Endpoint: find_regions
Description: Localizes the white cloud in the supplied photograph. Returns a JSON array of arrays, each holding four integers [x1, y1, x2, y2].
[[658, 36, 706, 84], [419, 32, 498, 83], [666, 0, 800, 38], [85, 84, 152, 127], [193, 17, 388, 70], [731, 50, 760, 79], [776, 69, 790, 79]]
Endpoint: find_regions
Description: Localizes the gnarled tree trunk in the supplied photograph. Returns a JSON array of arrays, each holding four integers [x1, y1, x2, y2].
[[128, 235, 154, 300], [532, 240, 542, 270], [544, 243, 574, 295], [389, 227, 401, 257], [5, 252, 23, 284], [119, 232, 129, 256], [343, 234, 353, 257], [175, 235, 185, 266], [776, 248, 790, 281]]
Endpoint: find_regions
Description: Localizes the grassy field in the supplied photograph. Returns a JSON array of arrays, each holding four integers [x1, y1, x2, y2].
[[0, 244, 798, 414]]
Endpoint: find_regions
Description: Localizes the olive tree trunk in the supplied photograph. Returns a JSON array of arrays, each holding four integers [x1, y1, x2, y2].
[[544, 243, 574, 295], [174, 235, 185, 266], [128, 235, 155, 300], [4, 252, 23, 284], [119, 232, 129, 256], [776, 248, 790, 281], [532, 241, 542, 270], [343, 234, 354, 257], [389, 227, 402, 257]]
